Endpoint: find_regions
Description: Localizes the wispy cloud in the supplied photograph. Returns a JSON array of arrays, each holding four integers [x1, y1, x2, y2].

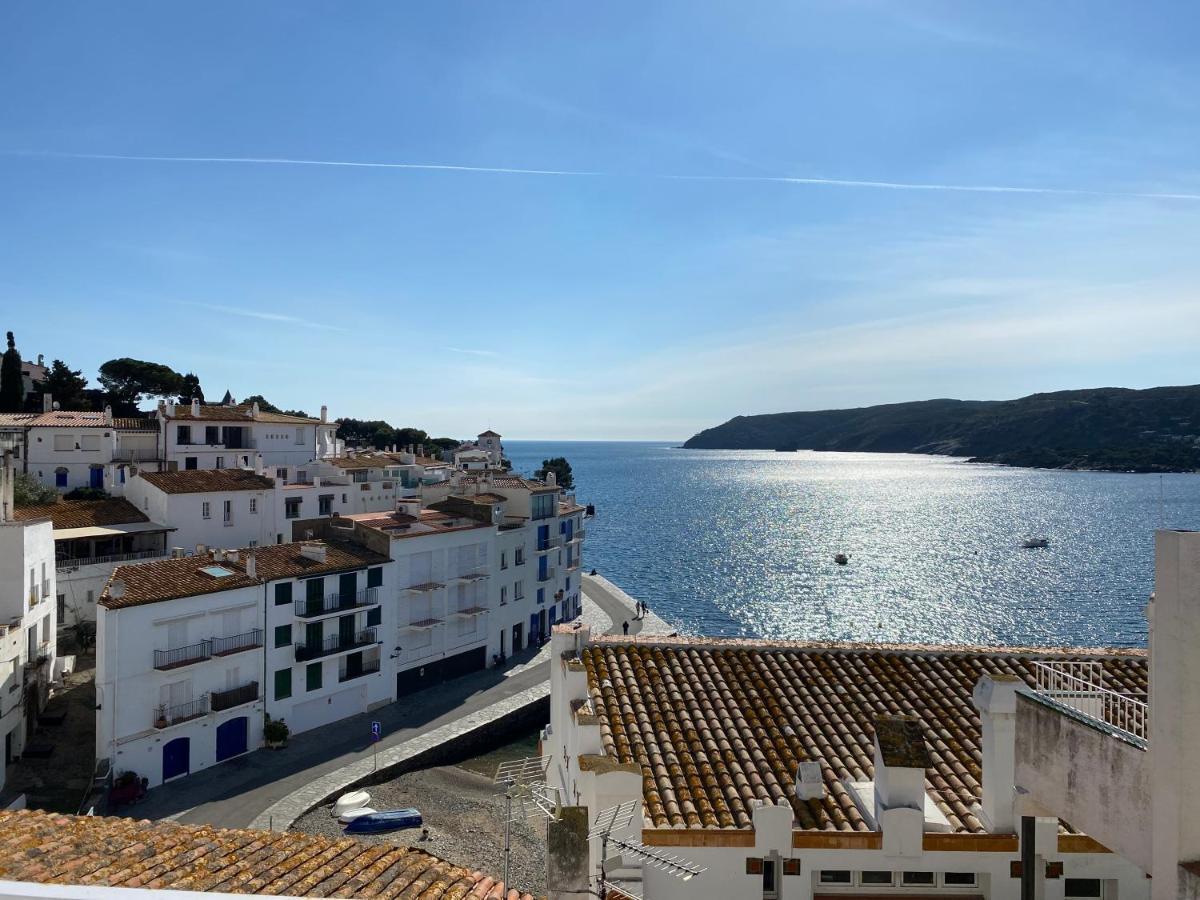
[[12, 150, 1200, 202], [174, 300, 345, 332], [444, 346, 500, 357]]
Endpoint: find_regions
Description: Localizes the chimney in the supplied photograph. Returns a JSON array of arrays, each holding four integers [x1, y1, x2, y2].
[[195, 544, 207, 556], [300, 542, 327, 563], [417, 443, 424, 457], [546, 471, 557, 488], [42, 393, 53, 413], [320, 404, 328, 423], [171, 547, 185, 559], [37, 353, 44, 367], [795, 759, 825, 801], [873, 715, 930, 857], [108, 578, 126, 600], [972, 674, 1020, 833], [254, 453, 265, 476], [166, 400, 176, 416], [245, 554, 256, 579], [190, 398, 200, 417], [104, 405, 113, 426], [251, 401, 260, 419]]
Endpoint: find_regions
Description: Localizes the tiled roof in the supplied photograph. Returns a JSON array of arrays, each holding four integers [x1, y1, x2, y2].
[[582, 636, 1147, 833], [0, 809, 535, 900], [138, 469, 275, 494], [455, 475, 557, 493], [326, 456, 393, 470], [11, 498, 149, 530], [0, 413, 36, 426], [478, 429, 501, 437], [114, 416, 159, 431], [27, 411, 110, 428], [165, 403, 321, 425], [102, 540, 390, 609]]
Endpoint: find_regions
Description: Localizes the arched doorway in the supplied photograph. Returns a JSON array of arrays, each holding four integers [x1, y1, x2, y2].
[[162, 737, 190, 781]]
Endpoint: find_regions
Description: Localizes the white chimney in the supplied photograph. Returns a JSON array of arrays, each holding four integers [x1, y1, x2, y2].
[[42, 393, 53, 413], [873, 715, 929, 857], [104, 405, 113, 426], [417, 443, 424, 457], [546, 471, 557, 488], [320, 404, 328, 423], [190, 398, 200, 417], [795, 760, 825, 801], [166, 400, 176, 417], [245, 554, 256, 579], [254, 453, 264, 476], [171, 547, 185, 559], [972, 674, 1020, 833], [300, 542, 327, 563], [195, 544, 207, 556], [108, 578, 126, 600], [251, 401, 260, 419]]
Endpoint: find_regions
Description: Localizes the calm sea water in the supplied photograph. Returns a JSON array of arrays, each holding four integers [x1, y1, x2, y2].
[[504, 441, 1200, 648]]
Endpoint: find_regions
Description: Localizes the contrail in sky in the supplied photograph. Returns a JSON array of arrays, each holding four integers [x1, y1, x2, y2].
[[12, 150, 1200, 201]]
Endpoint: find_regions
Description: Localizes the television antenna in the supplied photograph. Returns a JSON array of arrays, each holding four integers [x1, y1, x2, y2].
[[588, 799, 705, 899], [494, 756, 558, 891]]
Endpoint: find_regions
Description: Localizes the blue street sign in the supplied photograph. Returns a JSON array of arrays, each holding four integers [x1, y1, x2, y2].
[[371, 721, 381, 741]]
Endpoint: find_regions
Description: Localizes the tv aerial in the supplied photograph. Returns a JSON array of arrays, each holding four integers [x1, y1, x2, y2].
[[494, 756, 559, 890], [588, 799, 705, 899]]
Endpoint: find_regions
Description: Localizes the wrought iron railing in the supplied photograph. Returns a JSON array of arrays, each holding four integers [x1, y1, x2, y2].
[[1032, 660, 1149, 741], [57, 548, 166, 571], [154, 695, 208, 728], [210, 680, 259, 712], [538, 567, 557, 583], [295, 626, 379, 661], [211, 629, 263, 656], [154, 640, 212, 670], [338, 659, 382, 683], [294, 588, 378, 618]]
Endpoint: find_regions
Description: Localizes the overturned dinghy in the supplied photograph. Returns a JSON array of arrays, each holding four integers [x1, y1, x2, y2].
[[332, 790, 371, 818], [338, 807, 378, 824], [344, 808, 424, 834]]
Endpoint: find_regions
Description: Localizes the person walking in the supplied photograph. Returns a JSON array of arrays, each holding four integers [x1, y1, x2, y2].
[[622, 620, 629, 636]]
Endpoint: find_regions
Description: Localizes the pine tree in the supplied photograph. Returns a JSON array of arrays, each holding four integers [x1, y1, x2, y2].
[[0, 332, 24, 413]]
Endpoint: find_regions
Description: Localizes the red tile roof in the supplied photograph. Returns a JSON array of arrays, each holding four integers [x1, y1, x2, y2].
[[11, 498, 149, 529], [0, 809, 536, 899], [27, 411, 110, 427], [583, 635, 1147, 834], [164, 403, 322, 425], [138, 469, 275, 494]]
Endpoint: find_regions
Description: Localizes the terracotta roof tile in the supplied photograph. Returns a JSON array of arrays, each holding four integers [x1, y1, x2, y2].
[[102, 540, 391, 609], [166, 403, 322, 425], [11, 498, 149, 529], [582, 636, 1147, 833], [0, 809, 537, 900], [27, 411, 110, 427], [138, 469, 276, 494]]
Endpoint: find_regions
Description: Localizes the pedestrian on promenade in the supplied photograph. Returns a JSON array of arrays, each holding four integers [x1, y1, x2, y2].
[[622, 620, 629, 636]]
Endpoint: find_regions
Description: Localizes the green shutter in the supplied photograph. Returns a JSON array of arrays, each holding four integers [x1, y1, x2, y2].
[[274, 582, 293, 606], [306, 662, 322, 691], [367, 607, 382, 627], [274, 624, 292, 648], [367, 567, 383, 589], [274, 668, 292, 700]]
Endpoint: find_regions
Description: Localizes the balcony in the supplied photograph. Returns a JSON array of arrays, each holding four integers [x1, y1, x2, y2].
[[570, 528, 586, 542], [405, 581, 445, 594], [1030, 660, 1148, 741], [211, 629, 263, 657], [338, 658, 382, 683], [452, 570, 490, 583], [566, 559, 582, 572], [112, 448, 159, 462], [294, 588, 379, 619], [452, 605, 488, 618], [294, 626, 379, 662], [154, 640, 212, 671], [403, 617, 444, 631], [57, 548, 166, 571], [538, 566, 557, 583], [536, 536, 563, 553], [154, 696, 208, 728], [210, 680, 259, 712]]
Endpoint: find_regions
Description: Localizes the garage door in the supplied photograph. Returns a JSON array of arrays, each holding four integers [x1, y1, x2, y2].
[[215, 716, 249, 761], [289, 685, 366, 735]]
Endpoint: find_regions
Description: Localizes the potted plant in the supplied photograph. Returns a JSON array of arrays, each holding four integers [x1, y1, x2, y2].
[[264, 717, 289, 749]]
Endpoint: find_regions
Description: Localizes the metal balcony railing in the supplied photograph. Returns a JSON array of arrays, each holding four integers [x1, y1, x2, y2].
[[294, 588, 379, 618], [338, 659, 382, 683], [57, 548, 166, 571], [210, 680, 259, 712], [295, 626, 379, 662], [211, 629, 263, 656], [536, 536, 563, 552], [1032, 660, 1149, 742], [154, 695, 209, 728], [538, 567, 557, 583], [154, 640, 212, 670]]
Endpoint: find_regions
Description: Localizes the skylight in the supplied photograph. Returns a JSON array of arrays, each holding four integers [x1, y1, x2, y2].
[[199, 565, 236, 578]]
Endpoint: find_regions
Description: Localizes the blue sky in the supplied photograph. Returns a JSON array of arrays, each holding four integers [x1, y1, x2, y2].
[[2, 2, 1199, 440]]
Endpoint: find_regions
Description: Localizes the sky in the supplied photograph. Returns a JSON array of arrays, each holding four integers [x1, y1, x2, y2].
[[2, 2, 1199, 440]]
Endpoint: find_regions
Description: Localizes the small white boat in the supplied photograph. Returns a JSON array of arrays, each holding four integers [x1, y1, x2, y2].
[[1021, 537, 1050, 549], [834, 553, 850, 565], [332, 790, 371, 817], [338, 807, 377, 824]]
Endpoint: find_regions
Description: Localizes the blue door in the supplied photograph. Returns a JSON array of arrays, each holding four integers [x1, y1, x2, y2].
[[89, 467, 103, 489], [529, 613, 539, 645], [162, 737, 190, 781], [215, 716, 248, 761], [538, 555, 547, 581], [55, 468, 67, 488]]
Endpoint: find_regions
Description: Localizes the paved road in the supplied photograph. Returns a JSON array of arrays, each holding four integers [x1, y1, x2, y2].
[[137, 575, 643, 828]]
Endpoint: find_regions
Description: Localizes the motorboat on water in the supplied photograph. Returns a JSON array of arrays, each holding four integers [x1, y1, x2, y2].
[[1021, 537, 1050, 549], [343, 808, 424, 834], [834, 553, 850, 565]]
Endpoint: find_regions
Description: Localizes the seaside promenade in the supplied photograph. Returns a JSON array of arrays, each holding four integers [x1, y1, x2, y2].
[[131, 574, 671, 830]]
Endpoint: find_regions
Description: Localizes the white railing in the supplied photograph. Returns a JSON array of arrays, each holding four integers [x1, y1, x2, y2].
[[1032, 660, 1149, 741], [57, 549, 167, 571]]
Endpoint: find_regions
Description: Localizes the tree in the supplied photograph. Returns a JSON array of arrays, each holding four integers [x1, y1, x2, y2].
[[64, 487, 109, 501], [13, 472, 58, 506], [98, 358, 185, 411], [535, 457, 574, 490], [177, 372, 205, 405], [242, 394, 281, 413], [0, 332, 23, 413], [37, 359, 89, 410]]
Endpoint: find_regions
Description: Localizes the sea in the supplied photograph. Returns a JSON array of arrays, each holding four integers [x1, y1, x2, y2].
[[503, 441, 1200, 649]]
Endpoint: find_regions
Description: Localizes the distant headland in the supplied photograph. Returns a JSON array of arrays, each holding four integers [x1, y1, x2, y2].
[[682, 385, 1200, 473]]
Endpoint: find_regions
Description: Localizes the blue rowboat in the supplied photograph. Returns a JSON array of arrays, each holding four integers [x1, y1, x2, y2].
[[344, 808, 423, 834]]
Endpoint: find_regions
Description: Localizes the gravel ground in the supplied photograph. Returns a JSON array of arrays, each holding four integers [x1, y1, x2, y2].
[[293, 764, 547, 897]]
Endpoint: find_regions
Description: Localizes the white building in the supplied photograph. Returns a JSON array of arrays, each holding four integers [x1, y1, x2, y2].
[[95, 537, 390, 786], [20, 409, 161, 493], [545, 624, 1147, 900], [154, 399, 337, 473], [0, 451, 57, 794], [11, 498, 171, 626], [1012, 529, 1200, 900]]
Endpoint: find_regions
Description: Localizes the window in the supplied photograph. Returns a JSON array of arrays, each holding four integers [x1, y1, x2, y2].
[[514, 580, 524, 601], [306, 662, 322, 691], [861, 872, 893, 886], [285, 497, 301, 519], [367, 607, 381, 627], [1065, 880, 1103, 899], [537, 588, 544, 605], [515, 546, 525, 565], [274, 668, 292, 700], [215, 456, 224, 469], [819, 872, 851, 885], [500, 586, 507, 604], [185, 456, 197, 470], [205, 426, 219, 445], [306, 578, 323, 604], [276, 467, 287, 480], [176, 425, 191, 445], [341, 493, 348, 503], [944, 873, 977, 887], [274, 624, 292, 648], [367, 567, 383, 589], [223, 500, 232, 524], [80, 435, 100, 452], [295, 427, 306, 446], [274, 583, 293, 606], [249, 498, 258, 514], [202, 501, 211, 519], [53, 434, 73, 452], [319, 494, 333, 516], [762, 859, 777, 899], [500, 551, 508, 570], [902, 873, 935, 887]]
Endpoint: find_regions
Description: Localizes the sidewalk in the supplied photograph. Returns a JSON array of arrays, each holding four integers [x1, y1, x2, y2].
[[136, 584, 638, 829]]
